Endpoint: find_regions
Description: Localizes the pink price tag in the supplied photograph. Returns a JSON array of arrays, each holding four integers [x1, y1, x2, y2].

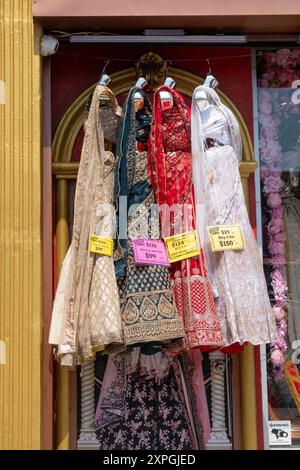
[[132, 239, 170, 267]]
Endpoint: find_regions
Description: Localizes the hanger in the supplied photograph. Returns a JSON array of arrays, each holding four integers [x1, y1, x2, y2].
[[135, 77, 148, 90], [99, 73, 112, 86], [99, 59, 111, 85], [159, 62, 176, 110], [164, 76, 176, 89], [195, 59, 219, 101], [98, 60, 112, 108], [133, 77, 148, 111], [203, 59, 219, 89], [159, 77, 175, 110]]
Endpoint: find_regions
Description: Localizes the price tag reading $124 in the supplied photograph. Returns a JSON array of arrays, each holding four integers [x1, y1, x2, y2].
[[207, 225, 245, 252], [165, 230, 200, 263], [89, 235, 113, 256]]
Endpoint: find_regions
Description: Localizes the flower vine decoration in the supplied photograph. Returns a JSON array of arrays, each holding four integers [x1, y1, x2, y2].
[[256, 47, 300, 379]]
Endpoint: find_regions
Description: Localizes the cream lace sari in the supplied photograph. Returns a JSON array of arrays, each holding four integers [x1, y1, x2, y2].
[[49, 85, 123, 368]]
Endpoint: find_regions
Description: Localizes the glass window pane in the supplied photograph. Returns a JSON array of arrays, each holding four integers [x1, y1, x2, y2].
[[257, 48, 300, 446]]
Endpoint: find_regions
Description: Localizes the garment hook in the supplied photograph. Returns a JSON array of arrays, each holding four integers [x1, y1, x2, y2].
[[206, 59, 212, 75], [102, 59, 110, 75], [164, 59, 173, 70], [99, 59, 112, 86]]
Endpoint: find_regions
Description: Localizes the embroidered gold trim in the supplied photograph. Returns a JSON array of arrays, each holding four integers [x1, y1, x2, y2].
[[124, 319, 185, 345]]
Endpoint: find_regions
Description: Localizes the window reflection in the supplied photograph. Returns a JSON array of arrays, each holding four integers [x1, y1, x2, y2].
[[257, 49, 300, 445]]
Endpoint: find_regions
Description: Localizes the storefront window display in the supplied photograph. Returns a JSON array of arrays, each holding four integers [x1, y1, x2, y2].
[[257, 48, 300, 445]]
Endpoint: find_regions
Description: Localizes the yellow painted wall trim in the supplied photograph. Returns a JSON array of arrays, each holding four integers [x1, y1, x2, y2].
[[0, 1, 42, 449]]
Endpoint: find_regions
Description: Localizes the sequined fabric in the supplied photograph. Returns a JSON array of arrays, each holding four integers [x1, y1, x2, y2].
[[49, 86, 124, 368], [204, 145, 277, 345], [114, 88, 184, 348], [149, 87, 223, 351]]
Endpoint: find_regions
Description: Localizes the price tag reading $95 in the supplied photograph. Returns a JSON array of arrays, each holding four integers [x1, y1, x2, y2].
[[89, 235, 113, 256], [207, 225, 245, 252], [165, 230, 200, 263]]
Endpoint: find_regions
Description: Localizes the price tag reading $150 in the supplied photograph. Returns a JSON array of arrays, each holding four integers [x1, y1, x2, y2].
[[165, 230, 200, 263], [89, 234, 113, 256], [207, 225, 245, 252]]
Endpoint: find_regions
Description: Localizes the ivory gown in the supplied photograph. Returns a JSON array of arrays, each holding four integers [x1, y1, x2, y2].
[[191, 86, 278, 347]]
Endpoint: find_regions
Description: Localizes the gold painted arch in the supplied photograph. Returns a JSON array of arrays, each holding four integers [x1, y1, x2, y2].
[[52, 66, 256, 173]]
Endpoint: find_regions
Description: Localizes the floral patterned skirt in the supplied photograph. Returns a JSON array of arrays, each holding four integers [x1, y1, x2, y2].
[[96, 355, 202, 450]]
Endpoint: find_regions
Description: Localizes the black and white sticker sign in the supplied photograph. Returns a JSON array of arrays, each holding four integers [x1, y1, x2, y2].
[[268, 421, 292, 446]]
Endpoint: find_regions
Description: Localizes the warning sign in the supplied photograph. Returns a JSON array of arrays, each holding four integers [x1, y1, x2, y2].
[[268, 421, 292, 446]]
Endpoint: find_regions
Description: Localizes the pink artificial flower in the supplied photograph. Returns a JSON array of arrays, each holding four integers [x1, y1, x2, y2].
[[262, 71, 275, 81], [271, 349, 284, 366], [268, 218, 284, 234], [272, 255, 286, 267], [272, 205, 284, 219], [273, 232, 286, 243], [266, 52, 277, 65], [276, 337, 287, 349], [259, 89, 271, 101], [278, 71, 293, 85], [261, 141, 282, 163], [267, 192, 282, 208], [269, 240, 285, 255], [276, 49, 292, 68], [259, 78, 269, 88], [273, 279, 288, 294], [259, 115, 275, 130], [276, 299, 287, 309], [279, 319, 288, 332], [259, 100, 272, 115], [273, 306, 286, 322], [271, 269, 286, 284], [263, 174, 284, 193], [261, 127, 276, 139], [271, 270, 288, 298], [268, 164, 282, 176], [275, 293, 288, 302], [261, 166, 270, 179]]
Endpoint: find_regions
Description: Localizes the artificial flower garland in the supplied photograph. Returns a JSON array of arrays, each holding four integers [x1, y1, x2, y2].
[[259, 89, 288, 379], [257, 48, 300, 378]]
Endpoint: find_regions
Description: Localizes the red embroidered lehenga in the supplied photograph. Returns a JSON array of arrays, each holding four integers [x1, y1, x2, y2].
[[149, 86, 223, 351]]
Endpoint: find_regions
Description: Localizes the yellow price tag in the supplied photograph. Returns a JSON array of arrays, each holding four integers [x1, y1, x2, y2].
[[89, 235, 113, 256], [207, 225, 245, 252], [165, 230, 200, 263]]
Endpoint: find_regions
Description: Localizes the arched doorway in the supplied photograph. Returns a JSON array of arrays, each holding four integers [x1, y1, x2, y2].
[[51, 55, 257, 450]]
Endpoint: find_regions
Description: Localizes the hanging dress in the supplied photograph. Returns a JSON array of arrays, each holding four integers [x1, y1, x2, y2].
[[95, 350, 206, 450], [149, 86, 223, 351], [48, 85, 124, 368], [114, 87, 184, 351], [191, 85, 278, 347]]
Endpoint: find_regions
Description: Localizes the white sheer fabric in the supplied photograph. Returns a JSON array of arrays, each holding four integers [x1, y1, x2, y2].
[[200, 105, 231, 146], [191, 86, 277, 346]]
